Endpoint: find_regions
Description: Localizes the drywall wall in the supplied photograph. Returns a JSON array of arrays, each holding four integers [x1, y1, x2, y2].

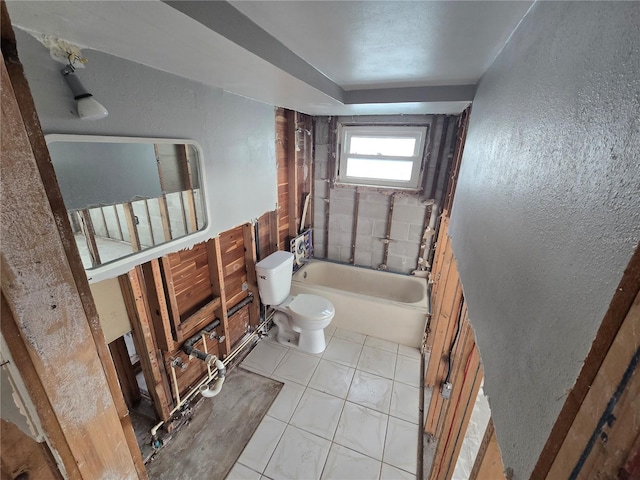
[[313, 115, 456, 273], [89, 278, 132, 344], [14, 29, 276, 282], [448, 2, 640, 478]]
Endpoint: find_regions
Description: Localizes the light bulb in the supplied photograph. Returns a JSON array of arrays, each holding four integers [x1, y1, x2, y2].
[[76, 96, 109, 120]]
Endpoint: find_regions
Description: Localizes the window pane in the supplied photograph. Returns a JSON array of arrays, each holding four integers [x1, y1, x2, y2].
[[345, 158, 413, 181], [349, 136, 416, 157]]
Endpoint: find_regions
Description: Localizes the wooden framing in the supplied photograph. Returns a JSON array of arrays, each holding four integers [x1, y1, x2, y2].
[[242, 223, 261, 328], [207, 237, 232, 356], [381, 193, 395, 269], [350, 189, 360, 264], [469, 419, 506, 480], [79, 209, 101, 267], [119, 268, 173, 421], [142, 259, 175, 352], [178, 144, 198, 232], [109, 336, 142, 408], [158, 194, 172, 241], [1, 18, 145, 476], [123, 201, 141, 251], [287, 109, 300, 239], [276, 108, 289, 249]]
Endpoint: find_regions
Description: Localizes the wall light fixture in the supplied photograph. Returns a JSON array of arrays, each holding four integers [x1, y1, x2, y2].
[[60, 63, 108, 120]]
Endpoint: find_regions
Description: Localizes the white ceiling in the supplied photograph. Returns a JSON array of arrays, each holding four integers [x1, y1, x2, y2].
[[7, 1, 533, 116]]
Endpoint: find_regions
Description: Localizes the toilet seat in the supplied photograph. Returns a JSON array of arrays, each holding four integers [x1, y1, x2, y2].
[[288, 294, 334, 322]]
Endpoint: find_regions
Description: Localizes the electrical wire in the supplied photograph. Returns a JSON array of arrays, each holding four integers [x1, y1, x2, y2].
[[444, 296, 464, 384]]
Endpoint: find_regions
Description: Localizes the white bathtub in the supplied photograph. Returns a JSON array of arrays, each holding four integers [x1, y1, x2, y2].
[[291, 260, 428, 348]]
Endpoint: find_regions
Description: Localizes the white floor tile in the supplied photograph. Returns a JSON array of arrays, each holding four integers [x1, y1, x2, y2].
[[347, 370, 393, 414], [394, 355, 421, 387], [290, 388, 344, 440], [238, 416, 287, 473], [365, 336, 399, 354], [324, 324, 337, 337], [272, 349, 320, 385], [323, 337, 363, 368], [383, 416, 418, 475], [390, 382, 420, 424], [321, 444, 382, 480], [242, 341, 288, 376], [357, 345, 397, 379], [264, 425, 331, 480], [333, 328, 366, 344], [226, 463, 262, 480], [398, 344, 421, 360], [267, 377, 306, 423], [334, 402, 388, 461], [380, 463, 415, 480], [308, 359, 355, 399]]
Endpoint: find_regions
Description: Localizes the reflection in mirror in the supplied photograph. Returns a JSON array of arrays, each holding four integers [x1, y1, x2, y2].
[[46, 136, 206, 270]]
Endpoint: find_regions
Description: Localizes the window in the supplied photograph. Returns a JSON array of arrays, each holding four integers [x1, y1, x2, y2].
[[337, 125, 428, 190]]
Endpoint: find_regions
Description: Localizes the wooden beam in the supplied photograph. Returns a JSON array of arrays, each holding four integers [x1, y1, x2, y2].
[[143, 199, 156, 246], [470, 419, 506, 480], [381, 194, 395, 269], [287, 109, 300, 239], [141, 259, 175, 352], [178, 145, 198, 233], [350, 190, 360, 264], [119, 269, 173, 421], [242, 223, 261, 328], [79, 209, 101, 267], [160, 256, 183, 342], [78, 209, 102, 267], [1, 44, 144, 477], [113, 204, 125, 240], [108, 336, 141, 409], [123, 202, 141, 252], [158, 194, 172, 242], [207, 238, 231, 356]]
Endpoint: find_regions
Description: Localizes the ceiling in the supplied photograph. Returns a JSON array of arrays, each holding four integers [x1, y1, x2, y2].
[[7, 1, 533, 116]]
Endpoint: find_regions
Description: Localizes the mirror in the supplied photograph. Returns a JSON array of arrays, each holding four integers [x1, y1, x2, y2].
[[46, 135, 207, 271]]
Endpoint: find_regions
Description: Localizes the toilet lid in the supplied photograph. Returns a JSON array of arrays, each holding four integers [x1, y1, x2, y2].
[[289, 294, 334, 320]]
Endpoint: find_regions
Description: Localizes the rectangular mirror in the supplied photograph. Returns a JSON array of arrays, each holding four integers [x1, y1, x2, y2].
[[46, 135, 207, 272]]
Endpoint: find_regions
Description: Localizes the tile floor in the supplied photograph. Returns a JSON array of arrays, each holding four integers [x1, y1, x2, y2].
[[228, 325, 428, 480]]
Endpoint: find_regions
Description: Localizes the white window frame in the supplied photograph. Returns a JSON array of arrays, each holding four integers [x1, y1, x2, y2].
[[337, 125, 428, 190]]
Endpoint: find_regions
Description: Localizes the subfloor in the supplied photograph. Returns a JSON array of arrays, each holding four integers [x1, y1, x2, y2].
[[146, 368, 282, 479], [229, 325, 433, 480]]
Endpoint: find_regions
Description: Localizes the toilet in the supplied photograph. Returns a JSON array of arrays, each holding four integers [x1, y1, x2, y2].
[[255, 251, 334, 354]]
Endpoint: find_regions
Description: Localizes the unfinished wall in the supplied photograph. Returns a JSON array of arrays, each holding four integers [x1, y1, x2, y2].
[[313, 115, 457, 274], [14, 29, 276, 281], [448, 2, 640, 478]]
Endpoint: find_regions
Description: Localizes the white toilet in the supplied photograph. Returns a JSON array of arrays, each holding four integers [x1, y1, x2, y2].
[[255, 251, 334, 354]]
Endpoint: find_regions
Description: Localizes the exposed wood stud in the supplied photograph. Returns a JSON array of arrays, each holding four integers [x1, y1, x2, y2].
[[160, 257, 184, 342], [470, 419, 506, 480], [119, 270, 173, 421], [350, 189, 360, 264], [144, 199, 156, 246], [288, 109, 300, 239], [123, 202, 141, 252], [109, 336, 141, 409], [207, 238, 231, 356], [242, 223, 261, 328], [100, 206, 111, 239], [178, 144, 198, 232], [79, 208, 101, 267], [429, 116, 451, 201], [142, 259, 175, 352], [1, 34, 144, 476], [381, 193, 395, 268], [158, 194, 172, 241], [113, 204, 124, 241]]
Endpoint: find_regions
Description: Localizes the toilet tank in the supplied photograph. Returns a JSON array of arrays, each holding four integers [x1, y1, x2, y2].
[[255, 251, 294, 305]]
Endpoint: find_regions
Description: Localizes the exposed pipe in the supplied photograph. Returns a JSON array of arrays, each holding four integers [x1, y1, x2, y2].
[[227, 294, 253, 318], [150, 314, 272, 441]]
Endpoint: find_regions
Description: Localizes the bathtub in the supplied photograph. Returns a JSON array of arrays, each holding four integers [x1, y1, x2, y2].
[[291, 260, 428, 348]]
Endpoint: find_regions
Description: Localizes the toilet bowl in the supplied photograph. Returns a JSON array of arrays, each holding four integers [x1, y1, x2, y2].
[[255, 251, 335, 354], [272, 294, 334, 353]]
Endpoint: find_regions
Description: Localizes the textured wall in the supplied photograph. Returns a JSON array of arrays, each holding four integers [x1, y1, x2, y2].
[[449, 2, 640, 478], [15, 29, 276, 281]]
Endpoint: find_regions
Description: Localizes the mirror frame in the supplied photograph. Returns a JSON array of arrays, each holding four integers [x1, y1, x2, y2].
[[45, 134, 211, 283]]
